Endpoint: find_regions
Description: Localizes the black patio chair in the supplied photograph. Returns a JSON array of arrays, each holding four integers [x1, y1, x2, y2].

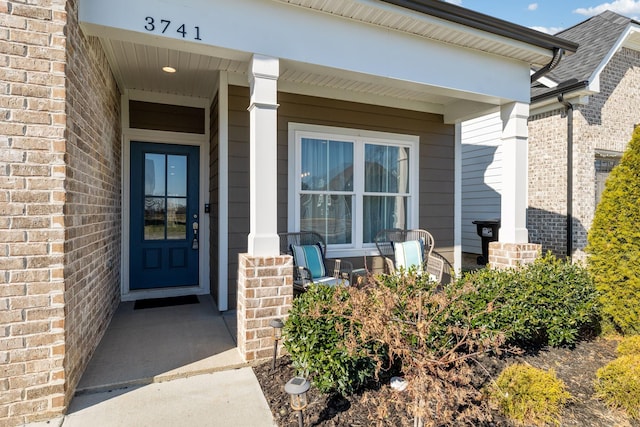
[[279, 231, 353, 295]]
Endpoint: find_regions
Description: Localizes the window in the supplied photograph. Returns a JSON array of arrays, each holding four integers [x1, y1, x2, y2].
[[595, 153, 621, 206], [289, 124, 419, 256]]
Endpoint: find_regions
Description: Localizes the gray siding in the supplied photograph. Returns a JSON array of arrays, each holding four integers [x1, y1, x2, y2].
[[277, 92, 454, 265], [224, 86, 455, 286]]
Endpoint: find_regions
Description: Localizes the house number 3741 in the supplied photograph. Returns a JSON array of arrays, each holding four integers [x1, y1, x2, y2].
[[144, 17, 202, 41]]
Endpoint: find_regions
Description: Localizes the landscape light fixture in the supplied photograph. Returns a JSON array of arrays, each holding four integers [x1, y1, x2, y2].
[[270, 318, 284, 372], [284, 376, 310, 427]]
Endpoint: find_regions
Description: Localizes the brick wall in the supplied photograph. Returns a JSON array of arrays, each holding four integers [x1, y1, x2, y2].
[[0, 0, 121, 424], [63, 0, 121, 412], [1, 0, 68, 424], [577, 47, 640, 254], [528, 109, 571, 256], [528, 47, 640, 261], [237, 254, 293, 362], [488, 242, 541, 269]]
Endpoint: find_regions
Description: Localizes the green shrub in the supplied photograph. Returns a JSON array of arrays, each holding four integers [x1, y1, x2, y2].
[[285, 271, 504, 424], [339, 270, 504, 425], [595, 354, 640, 419], [489, 364, 570, 426], [458, 252, 599, 347], [283, 284, 379, 395], [587, 127, 640, 335], [617, 335, 640, 356]]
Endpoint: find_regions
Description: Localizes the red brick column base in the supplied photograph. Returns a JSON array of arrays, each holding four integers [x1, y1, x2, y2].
[[237, 253, 293, 362], [488, 242, 542, 269]]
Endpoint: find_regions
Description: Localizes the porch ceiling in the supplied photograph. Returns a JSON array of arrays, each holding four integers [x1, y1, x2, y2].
[[100, 38, 460, 111]]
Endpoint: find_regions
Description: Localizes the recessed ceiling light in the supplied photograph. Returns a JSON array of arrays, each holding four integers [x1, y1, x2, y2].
[[162, 66, 177, 73]]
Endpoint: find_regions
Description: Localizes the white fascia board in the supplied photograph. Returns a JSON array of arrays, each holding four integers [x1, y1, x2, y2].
[[79, 0, 532, 103], [530, 93, 591, 116]]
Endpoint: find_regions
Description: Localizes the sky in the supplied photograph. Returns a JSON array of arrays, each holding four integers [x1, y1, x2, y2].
[[444, 0, 640, 34]]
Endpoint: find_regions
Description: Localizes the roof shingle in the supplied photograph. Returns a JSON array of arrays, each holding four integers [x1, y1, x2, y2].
[[532, 11, 635, 99]]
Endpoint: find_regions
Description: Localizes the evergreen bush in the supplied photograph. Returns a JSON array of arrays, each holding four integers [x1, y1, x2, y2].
[[587, 127, 640, 335], [284, 271, 505, 424], [617, 335, 640, 356], [489, 364, 570, 426], [595, 354, 640, 419], [283, 284, 379, 395], [458, 252, 599, 347]]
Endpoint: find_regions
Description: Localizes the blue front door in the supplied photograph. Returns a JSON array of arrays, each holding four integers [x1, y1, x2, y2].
[[130, 142, 200, 290]]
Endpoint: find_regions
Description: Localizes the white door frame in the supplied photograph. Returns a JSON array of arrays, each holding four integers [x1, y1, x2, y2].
[[121, 90, 211, 301]]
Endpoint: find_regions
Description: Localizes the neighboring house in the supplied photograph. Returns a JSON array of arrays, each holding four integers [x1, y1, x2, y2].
[[461, 111, 503, 255], [1, 0, 575, 424], [462, 10, 640, 261]]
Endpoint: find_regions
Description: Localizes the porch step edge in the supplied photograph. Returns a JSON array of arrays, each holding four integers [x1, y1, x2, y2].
[[74, 361, 252, 396]]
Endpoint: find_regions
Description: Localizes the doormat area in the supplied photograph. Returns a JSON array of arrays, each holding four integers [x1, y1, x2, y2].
[[134, 295, 199, 310]]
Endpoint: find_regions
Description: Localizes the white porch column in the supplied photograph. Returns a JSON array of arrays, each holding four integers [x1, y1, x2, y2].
[[499, 102, 529, 243], [247, 54, 279, 256]]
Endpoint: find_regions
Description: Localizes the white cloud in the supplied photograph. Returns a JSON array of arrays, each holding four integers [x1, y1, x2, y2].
[[530, 26, 565, 34], [528, 3, 539, 11], [574, 0, 640, 17]]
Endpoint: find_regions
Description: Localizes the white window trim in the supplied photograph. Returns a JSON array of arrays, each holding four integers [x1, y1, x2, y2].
[[288, 123, 419, 258]]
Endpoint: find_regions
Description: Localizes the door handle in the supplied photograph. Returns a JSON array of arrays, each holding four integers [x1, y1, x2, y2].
[[192, 220, 199, 250]]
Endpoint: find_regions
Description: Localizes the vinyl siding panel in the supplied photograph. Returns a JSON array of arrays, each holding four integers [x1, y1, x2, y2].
[[461, 112, 502, 254]]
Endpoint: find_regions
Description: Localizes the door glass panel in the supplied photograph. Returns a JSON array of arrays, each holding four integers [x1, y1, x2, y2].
[[167, 155, 187, 197], [143, 153, 190, 241], [144, 197, 166, 240], [145, 154, 166, 196], [167, 198, 187, 240]]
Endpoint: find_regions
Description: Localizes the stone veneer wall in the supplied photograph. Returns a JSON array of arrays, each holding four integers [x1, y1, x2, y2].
[[528, 47, 640, 261], [237, 254, 293, 362], [0, 0, 121, 425]]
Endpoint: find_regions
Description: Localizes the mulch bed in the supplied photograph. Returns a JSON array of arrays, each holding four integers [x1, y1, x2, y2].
[[253, 337, 639, 426]]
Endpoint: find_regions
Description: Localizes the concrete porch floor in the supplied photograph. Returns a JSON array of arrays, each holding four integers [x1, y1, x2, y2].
[[26, 295, 279, 427], [76, 294, 245, 393]]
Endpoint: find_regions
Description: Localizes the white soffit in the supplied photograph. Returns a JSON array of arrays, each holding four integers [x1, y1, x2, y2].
[[101, 39, 247, 99], [101, 39, 468, 112], [622, 25, 640, 51], [272, 0, 552, 66]]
